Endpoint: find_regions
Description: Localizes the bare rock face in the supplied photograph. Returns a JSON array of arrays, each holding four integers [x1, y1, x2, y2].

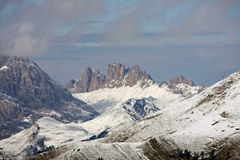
[[79, 67, 106, 92], [67, 63, 154, 93], [161, 75, 203, 97], [125, 65, 152, 87], [0, 92, 31, 139], [0, 56, 71, 108], [66, 67, 106, 93], [0, 56, 99, 139], [168, 75, 195, 87], [106, 63, 125, 83]]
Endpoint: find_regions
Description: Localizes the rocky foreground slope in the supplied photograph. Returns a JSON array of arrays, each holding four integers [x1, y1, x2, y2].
[[0, 56, 98, 139]]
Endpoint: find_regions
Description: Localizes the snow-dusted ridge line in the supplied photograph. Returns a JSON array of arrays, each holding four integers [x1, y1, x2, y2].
[[79, 97, 161, 133], [0, 65, 8, 70], [73, 81, 199, 114], [104, 71, 240, 151]]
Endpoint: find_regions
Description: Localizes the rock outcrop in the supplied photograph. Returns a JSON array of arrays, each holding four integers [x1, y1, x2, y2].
[[0, 56, 98, 139], [162, 75, 202, 97], [66, 63, 153, 93], [125, 65, 152, 87], [66, 67, 106, 93], [167, 75, 195, 87]]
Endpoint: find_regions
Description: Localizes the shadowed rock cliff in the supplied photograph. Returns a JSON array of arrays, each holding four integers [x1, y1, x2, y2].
[[0, 56, 98, 139]]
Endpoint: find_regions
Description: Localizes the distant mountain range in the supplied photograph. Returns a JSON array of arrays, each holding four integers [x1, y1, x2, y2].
[[4, 56, 237, 160], [66, 63, 153, 93], [66, 63, 199, 95]]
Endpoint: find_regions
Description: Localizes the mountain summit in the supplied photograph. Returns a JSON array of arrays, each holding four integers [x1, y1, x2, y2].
[[66, 63, 153, 93], [0, 56, 98, 139], [167, 75, 195, 86]]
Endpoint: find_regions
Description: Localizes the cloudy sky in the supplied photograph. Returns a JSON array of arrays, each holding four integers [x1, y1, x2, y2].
[[0, 0, 240, 85]]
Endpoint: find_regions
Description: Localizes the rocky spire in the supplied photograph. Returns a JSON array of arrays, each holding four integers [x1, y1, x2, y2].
[[106, 63, 125, 83], [126, 65, 152, 87], [66, 63, 154, 93], [78, 67, 106, 92]]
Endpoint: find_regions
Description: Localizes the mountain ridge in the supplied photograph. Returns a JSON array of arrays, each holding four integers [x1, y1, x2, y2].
[[66, 63, 201, 96], [66, 63, 154, 93], [0, 56, 98, 139]]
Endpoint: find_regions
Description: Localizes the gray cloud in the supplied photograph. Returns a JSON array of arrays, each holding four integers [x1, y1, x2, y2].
[[105, 0, 182, 43], [170, 0, 240, 36], [104, 0, 240, 49], [0, 0, 106, 56]]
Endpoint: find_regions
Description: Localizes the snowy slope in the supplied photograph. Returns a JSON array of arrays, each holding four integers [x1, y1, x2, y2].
[[0, 65, 8, 71], [0, 81, 199, 159], [3, 71, 238, 159], [0, 124, 42, 159], [80, 97, 160, 133], [171, 83, 203, 97], [0, 97, 160, 159], [0, 117, 91, 159], [54, 142, 147, 160], [42, 135, 180, 160], [36, 117, 90, 146], [74, 82, 185, 113], [169, 71, 240, 150], [74, 81, 201, 133], [105, 71, 240, 152]]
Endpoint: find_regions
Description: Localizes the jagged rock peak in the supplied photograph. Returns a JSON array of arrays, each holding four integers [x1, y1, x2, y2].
[[78, 67, 106, 92], [161, 75, 202, 97], [126, 64, 152, 87], [168, 75, 195, 86], [66, 63, 154, 93], [106, 63, 126, 82]]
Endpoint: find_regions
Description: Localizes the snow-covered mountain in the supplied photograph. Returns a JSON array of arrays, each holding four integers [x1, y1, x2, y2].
[[74, 83, 178, 113], [104, 71, 240, 154], [2, 58, 238, 159], [0, 116, 180, 160], [0, 73, 201, 159], [45, 72, 240, 159], [0, 117, 92, 159], [163, 75, 203, 97], [73, 79, 201, 114], [0, 60, 205, 159], [0, 96, 159, 158], [80, 97, 160, 133]]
